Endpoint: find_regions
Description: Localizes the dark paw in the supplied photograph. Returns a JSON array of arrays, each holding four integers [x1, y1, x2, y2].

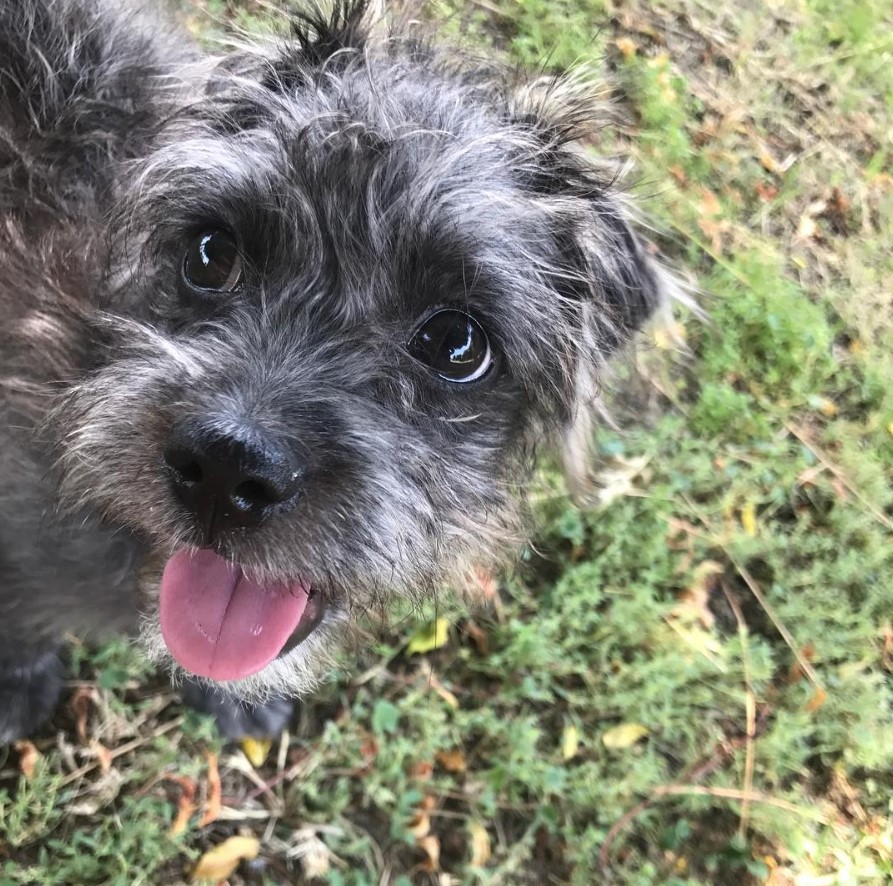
[[0, 651, 65, 743], [180, 679, 294, 740]]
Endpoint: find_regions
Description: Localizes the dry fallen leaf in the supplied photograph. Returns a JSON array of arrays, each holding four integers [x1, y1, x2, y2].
[[407, 618, 450, 655], [69, 686, 95, 743], [602, 723, 649, 749], [615, 36, 637, 58], [469, 822, 491, 867], [805, 687, 828, 713], [740, 502, 758, 537], [416, 835, 441, 872], [13, 740, 40, 778], [464, 619, 490, 655], [198, 752, 222, 828], [436, 748, 467, 773], [88, 740, 113, 774], [408, 810, 432, 839], [795, 214, 818, 241], [167, 776, 197, 837], [673, 560, 723, 629], [296, 833, 331, 878], [561, 723, 580, 761], [192, 835, 260, 882], [241, 737, 272, 768]]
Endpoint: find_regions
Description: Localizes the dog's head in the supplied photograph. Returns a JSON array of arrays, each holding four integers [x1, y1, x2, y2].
[[55, 1, 671, 699]]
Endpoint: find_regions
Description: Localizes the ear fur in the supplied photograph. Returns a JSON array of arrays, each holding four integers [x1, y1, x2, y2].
[[511, 74, 685, 494]]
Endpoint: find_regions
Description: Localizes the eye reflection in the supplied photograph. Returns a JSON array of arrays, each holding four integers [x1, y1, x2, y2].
[[408, 309, 493, 383]]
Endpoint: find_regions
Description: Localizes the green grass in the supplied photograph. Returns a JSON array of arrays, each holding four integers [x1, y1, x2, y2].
[[3, 0, 893, 883]]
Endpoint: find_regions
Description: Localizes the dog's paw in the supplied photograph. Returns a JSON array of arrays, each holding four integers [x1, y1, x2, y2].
[[0, 651, 64, 743], [180, 678, 294, 740]]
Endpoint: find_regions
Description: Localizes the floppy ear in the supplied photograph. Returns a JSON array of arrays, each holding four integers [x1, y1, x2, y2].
[[512, 85, 679, 492], [560, 198, 677, 496]]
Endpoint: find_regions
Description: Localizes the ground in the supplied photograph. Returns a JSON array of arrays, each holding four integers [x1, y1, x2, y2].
[[1, 0, 892, 884]]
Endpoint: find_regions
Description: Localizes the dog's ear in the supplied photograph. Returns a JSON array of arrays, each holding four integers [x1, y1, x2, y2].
[[513, 82, 677, 492]]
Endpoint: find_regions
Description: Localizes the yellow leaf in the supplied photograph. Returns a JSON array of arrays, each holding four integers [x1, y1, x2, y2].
[[241, 737, 272, 768], [469, 822, 491, 866], [813, 396, 837, 417], [758, 148, 777, 173], [602, 723, 649, 749], [192, 835, 260, 882], [615, 37, 637, 58], [886, 421, 893, 437], [561, 724, 580, 761], [407, 618, 450, 655], [740, 502, 757, 537]]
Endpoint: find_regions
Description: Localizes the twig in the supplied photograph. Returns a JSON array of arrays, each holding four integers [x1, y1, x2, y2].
[[59, 717, 184, 787], [785, 422, 893, 534], [728, 554, 823, 692], [720, 579, 756, 837]]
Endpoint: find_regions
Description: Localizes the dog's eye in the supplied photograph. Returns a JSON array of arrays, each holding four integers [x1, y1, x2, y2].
[[408, 309, 493, 383], [182, 230, 242, 292]]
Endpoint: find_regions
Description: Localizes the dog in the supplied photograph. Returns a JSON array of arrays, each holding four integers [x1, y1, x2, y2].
[[0, 0, 674, 741]]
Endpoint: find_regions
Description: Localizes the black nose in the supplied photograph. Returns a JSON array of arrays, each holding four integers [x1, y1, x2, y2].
[[163, 419, 302, 539]]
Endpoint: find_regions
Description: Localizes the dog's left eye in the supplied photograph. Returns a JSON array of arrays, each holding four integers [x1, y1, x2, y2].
[[182, 229, 243, 292], [408, 309, 493, 383]]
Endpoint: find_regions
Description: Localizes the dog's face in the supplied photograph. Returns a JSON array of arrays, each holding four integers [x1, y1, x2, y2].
[[54, 4, 666, 699]]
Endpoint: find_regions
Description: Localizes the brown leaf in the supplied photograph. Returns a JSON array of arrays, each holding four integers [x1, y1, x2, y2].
[[13, 740, 40, 778], [436, 748, 467, 773], [89, 740, 113, 775], [668, 165, 687, 185], [192, 835, 260, 882], [416, 835, 441, 872], [69, 686, 95, 743], [198, 752, 222, 828], [408, 810, 431, 839], [409, 760, 434, 780], [464, 619, 490, 655], [805, 687, 828, 713], [167, 776, 197, 837], [755, 181, 779, 201], [820, 186, 849, 234]]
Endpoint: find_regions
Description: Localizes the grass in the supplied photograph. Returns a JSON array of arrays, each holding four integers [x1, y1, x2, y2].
[[2, 0, 893, 883]]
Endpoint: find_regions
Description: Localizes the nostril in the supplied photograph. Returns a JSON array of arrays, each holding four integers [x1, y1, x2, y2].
[[234, 478, 287, 509], [175, 460, 204, 485], [163, 447, 204, 486]]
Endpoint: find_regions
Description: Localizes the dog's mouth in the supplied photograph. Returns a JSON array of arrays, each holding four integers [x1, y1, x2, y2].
[[158, 549, 326, 682]]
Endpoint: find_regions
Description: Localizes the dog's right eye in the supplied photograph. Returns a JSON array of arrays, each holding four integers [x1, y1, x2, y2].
[[182, 230, 243, 292], [408, 309, 493, 383]]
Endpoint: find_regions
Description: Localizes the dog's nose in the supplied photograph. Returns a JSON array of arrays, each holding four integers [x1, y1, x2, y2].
[[163, 420, 302, 537]]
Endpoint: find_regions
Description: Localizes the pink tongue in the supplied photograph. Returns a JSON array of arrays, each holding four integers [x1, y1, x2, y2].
[[159, 549, 310, 682]]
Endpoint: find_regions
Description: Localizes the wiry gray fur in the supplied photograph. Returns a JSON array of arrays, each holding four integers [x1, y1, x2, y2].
[[0, 0, 671, 740]]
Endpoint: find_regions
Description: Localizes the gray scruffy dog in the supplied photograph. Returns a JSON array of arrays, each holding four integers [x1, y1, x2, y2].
[[0, 0, 674, 741]]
